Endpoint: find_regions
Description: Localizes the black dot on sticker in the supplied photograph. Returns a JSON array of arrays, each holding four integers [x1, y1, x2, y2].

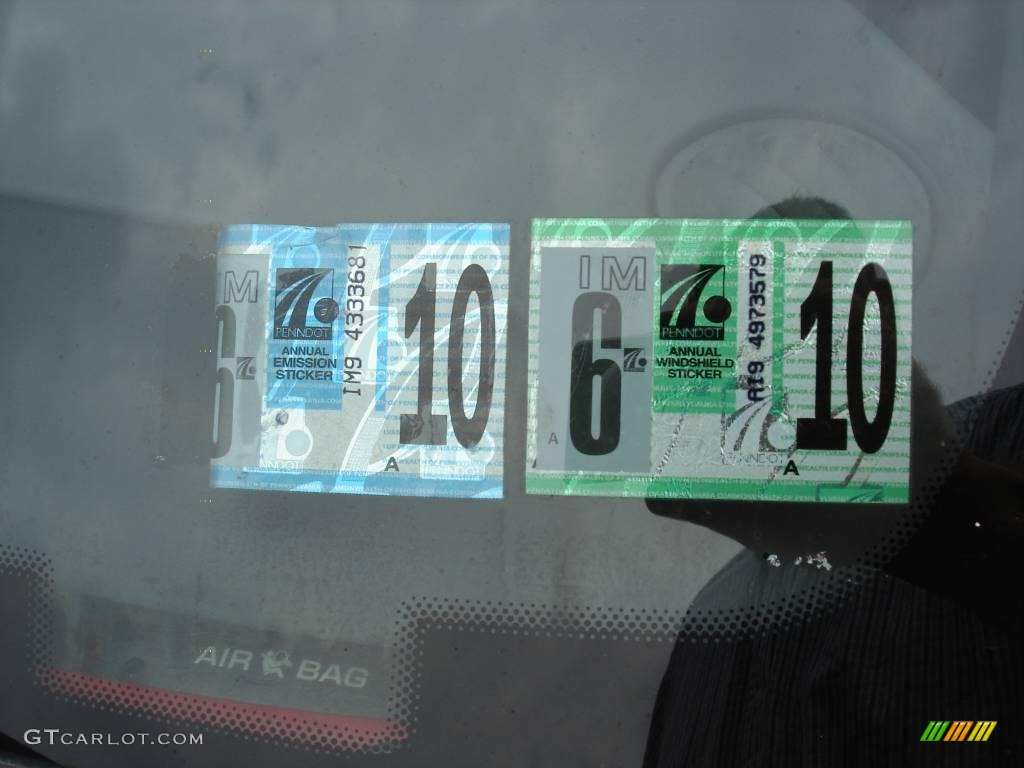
[[704, 295, 732, 324], [314, 297, 340, 324], [639, 358, 648, 367]]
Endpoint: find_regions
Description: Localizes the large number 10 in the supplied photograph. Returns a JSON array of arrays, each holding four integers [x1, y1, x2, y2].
[[400, 263, 496, 449], [797, 261, 897, 453]]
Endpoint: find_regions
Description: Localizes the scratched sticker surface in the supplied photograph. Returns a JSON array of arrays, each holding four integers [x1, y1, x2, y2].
[[212, 223, 508, 498], [526, 219, 912, 503]]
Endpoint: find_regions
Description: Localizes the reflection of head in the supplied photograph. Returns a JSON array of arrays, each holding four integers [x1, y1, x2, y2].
[[751, 195, 851, 221], [647, 197, 954, 566]]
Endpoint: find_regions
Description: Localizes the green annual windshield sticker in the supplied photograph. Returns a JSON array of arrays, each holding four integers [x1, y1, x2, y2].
[[526, 219, 912, 503]]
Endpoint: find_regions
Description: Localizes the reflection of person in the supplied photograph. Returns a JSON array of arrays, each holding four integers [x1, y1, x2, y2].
[[643, 198, 1024, 766]]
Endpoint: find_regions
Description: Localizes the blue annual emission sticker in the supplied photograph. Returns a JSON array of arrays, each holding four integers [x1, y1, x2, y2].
[[269, 248, 347, 410], [211, 223, 509, 499]]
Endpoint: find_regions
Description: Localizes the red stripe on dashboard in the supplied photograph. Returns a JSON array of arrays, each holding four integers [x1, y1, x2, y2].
[[44, 667, 404, 749]]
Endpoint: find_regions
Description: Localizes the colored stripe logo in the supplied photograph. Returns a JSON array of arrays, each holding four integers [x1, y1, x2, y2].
[[920, 721, 997, 742]]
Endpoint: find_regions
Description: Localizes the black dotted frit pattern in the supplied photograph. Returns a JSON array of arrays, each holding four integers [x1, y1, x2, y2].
[[0, 543, 405, 757], [0, 543, 55, 684], [43, 668, 404, 756], [2, 290, 1021, 755], [388, 287, 1024, 737]]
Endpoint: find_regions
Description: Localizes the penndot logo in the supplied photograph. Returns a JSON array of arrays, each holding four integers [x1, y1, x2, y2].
[[273, 268, 338, 340], [235, 356, 256, 380], [659, 264, 731, 341], [623, 348, 647, 372]]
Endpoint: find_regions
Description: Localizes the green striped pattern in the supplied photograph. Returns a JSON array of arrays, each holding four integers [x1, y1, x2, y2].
[[527, 218, 912, 503], [921, 721, 950, 741]]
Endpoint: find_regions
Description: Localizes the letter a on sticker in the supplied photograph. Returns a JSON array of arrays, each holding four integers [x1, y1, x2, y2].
[[783, 460, 800, 476], [548, 432, 559, 445], [384, 457, 399, 472]]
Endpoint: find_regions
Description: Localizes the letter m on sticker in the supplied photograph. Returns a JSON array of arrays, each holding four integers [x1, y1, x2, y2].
[[601, 255, 646, 291], [224, 270, 259, 303]]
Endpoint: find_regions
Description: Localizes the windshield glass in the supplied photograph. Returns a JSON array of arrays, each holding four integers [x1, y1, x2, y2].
[[1, 1, 1022, 766]]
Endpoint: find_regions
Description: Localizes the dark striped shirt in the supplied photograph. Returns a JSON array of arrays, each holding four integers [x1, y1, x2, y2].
[[644, 386, 1024, 767]]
